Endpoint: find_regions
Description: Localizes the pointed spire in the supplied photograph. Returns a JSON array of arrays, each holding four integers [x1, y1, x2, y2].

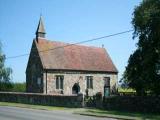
[[36, 16, 46, 38]]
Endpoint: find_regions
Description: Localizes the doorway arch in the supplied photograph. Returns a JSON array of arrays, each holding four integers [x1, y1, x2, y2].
[[72, 83, 80, 94]]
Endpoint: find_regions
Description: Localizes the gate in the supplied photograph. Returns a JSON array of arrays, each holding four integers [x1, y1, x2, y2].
[[84, 92, 103, 108]]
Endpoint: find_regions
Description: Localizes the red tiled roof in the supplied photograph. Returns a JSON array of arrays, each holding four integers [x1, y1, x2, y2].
[[35, 38, 118, 73]]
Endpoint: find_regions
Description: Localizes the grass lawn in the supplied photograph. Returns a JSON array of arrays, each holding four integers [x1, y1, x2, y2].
[[74, 109, 160, 120], [118, 87, 136, 93], [0, 102, 70, 111]]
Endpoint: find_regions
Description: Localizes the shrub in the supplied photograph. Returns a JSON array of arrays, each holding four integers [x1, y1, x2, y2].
[[11, 82, 26, 92], [0, 82, 13, 91]]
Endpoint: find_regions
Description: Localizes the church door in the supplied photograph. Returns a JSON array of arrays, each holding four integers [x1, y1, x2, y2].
[[72, 83, 80, 94]]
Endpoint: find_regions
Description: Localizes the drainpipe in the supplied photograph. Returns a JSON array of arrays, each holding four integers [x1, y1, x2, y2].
[[46, 70, 47, 94]]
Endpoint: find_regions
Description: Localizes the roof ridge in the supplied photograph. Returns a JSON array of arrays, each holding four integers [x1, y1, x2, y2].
[[39, 38, 105, 49]]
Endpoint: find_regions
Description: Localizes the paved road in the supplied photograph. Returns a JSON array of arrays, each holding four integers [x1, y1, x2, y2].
[[0, 106, 116, 120]]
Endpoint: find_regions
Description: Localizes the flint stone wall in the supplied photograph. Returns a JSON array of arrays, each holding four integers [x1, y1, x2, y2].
[[45, 71, 118, 96], [0, 92, 83, 107]]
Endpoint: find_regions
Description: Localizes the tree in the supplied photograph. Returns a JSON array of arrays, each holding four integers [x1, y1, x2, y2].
[[122, 0, 160, 95], [0, 42, 12, 91], [11, 82, 26, 92]]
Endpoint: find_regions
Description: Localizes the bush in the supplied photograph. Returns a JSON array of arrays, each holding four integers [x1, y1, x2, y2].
[[0, 82, 13, 91], [11, 82, 26, 92]]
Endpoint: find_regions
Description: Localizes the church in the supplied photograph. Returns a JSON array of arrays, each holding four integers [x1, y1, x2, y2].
[[26, 17, 118, 96]]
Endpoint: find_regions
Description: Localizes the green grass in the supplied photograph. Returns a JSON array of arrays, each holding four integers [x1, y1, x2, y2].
[[0, 102, 68, 111], [75, 109, 160, 120], [118, 87, 136, 93], [1, 102, 160, 120]]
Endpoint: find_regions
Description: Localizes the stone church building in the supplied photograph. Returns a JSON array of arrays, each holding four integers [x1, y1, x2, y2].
[[26, 17, 118, 96]]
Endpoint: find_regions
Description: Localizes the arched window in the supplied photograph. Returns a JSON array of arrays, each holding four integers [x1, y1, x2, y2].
[[55, 75, 64, 89], [86, 76, 93, 89]]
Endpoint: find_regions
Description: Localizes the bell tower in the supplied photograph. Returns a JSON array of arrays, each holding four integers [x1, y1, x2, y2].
[[36, 16, 46, 38]]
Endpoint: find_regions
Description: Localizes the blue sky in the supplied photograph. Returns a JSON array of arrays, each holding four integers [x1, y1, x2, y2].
[[0, 0, 141, 83]]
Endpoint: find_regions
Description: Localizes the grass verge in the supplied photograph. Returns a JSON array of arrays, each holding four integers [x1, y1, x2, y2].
[[74, 109, 160, 120], [0, 102, 69, 111], [1, 102, 160, 120]]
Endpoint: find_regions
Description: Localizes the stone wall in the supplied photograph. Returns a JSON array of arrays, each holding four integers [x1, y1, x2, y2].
[[0, 92, 83, 107], [26, 40, 44, 93], [103, 96, 160, 113], [45, 71, 117, 96]]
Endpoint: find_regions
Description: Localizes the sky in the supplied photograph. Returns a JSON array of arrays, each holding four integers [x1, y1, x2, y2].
[[0, 0, 141, 83]]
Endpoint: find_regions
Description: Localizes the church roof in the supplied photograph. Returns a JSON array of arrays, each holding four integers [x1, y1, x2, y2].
[[35, 38, 118, 73]]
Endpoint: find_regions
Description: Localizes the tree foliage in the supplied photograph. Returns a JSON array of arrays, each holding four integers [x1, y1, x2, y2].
[[123, 0, 160, 95], [11, 82, 26, 92], [0, 42, 12, 91]]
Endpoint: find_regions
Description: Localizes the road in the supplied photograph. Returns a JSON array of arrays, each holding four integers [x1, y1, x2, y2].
[[0, 106, 116, 120]]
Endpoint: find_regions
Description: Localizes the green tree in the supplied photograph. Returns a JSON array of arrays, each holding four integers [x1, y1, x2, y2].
[[12, 82, 26, 92], [0, 42, 12, 91], [122, 0, 160, 95]]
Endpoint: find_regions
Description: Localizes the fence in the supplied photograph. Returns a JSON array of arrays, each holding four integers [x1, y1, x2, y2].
[[0, 92, 83, 108], [84, 92, 103, 108], [1, 92, 159, 113], [103, 96, 160, 113]]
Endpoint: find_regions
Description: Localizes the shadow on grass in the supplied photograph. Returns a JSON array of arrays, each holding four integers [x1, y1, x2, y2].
[[86, 109, 160, 120]]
